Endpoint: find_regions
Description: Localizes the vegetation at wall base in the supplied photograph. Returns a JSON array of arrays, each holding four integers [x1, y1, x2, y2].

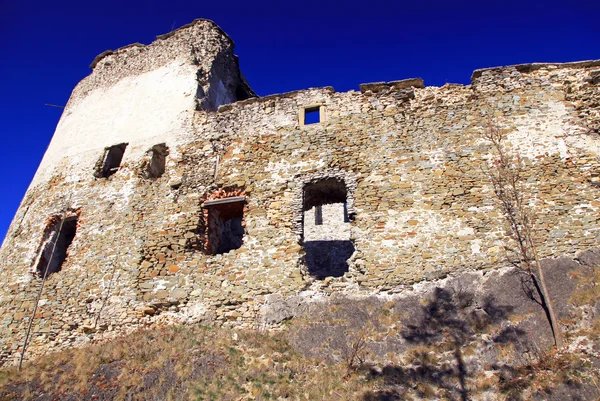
[[1, 319, 598, 401]]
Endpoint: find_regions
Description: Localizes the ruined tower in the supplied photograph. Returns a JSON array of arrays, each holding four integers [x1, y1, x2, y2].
[[0, 19, 255, 364], [1, 19, 599, 365]]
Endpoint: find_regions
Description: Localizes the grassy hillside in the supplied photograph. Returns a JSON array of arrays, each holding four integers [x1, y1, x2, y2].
[[3, 258, 600, 400], [1, 320, 599, 401]]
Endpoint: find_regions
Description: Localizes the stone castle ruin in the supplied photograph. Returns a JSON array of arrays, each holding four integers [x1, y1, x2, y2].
[[1, 19, 599, 366]]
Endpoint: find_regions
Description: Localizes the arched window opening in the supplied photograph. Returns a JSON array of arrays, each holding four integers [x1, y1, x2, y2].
[[302, 178, 354, 279]]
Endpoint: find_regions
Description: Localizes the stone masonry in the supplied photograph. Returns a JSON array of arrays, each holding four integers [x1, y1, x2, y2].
[[0, 18, 599, 365]]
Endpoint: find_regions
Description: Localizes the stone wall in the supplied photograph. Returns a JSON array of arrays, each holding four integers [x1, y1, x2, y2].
[[0, 19, 599, 365]]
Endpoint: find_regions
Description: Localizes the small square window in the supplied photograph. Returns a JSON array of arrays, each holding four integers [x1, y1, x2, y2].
[[304, 107, 321, 125], [202, 196, 246, 255]]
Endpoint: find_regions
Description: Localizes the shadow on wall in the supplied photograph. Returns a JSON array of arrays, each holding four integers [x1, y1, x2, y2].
[[359, 287, 592, 401], [277, 251, 600, 400], [304, 240, 354, 279]]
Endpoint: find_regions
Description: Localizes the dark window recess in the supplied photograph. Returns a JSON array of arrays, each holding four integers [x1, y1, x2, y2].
[[99, 143, 127, 178], [303, 178, 347, 212], [146, 143, 169, 179], [304, 107, 320, 124], [315, 205, 323, 225], [343, 203, 350, 223], [37, 216, 78, 277], [205, 198, 245, 255]]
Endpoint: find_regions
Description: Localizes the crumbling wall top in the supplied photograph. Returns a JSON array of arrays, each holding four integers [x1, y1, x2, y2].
[[217, 86, 336, 112], [359, 78, 425, 93], [90, 19, 233, 69], [471, 59, 600, 82], [67, 18, 241, 112]]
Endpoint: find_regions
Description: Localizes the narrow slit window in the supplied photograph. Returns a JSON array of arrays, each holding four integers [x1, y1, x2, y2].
[[99, 143, 127, 178], [315, 205, 323, 225], [304, 107, 321, 125], [36, 216, 78, 277], [146, 143, 168, 179]]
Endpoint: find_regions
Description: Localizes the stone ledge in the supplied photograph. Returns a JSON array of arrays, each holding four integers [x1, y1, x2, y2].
[[360, 78, 425, 94], [202, 196, 246, 207], [389, 78, 425, 90]]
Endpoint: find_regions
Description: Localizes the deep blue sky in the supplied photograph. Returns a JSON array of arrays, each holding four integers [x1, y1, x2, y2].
[[0, 0, 598, 244]]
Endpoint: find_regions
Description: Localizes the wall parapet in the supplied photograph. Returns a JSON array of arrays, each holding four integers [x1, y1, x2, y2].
[[471, 58, 600, 81]]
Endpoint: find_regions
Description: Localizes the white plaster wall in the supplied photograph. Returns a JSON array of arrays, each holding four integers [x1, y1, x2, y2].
[[505, 100, 592, 160], [30, 61, 200, 187]]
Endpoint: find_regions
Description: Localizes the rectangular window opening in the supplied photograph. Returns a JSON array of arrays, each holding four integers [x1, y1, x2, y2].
[[203, 197, 246, 255], [304, 107, 321, 125], [37, 216, 78, 277], [99, 143, 127, 178]]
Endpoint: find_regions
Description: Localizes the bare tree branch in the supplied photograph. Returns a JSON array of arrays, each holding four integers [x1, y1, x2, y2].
[[484, 118, 564, 349]]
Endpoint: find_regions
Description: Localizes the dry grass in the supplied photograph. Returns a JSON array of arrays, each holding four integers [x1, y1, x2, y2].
[[0, 325, 377, 401], [473, 372, 499, 392], [403, 345, 440, 366], [2, 304, 599, 401], [496, 347, 600, 399], [570, 266, 600, 307]]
